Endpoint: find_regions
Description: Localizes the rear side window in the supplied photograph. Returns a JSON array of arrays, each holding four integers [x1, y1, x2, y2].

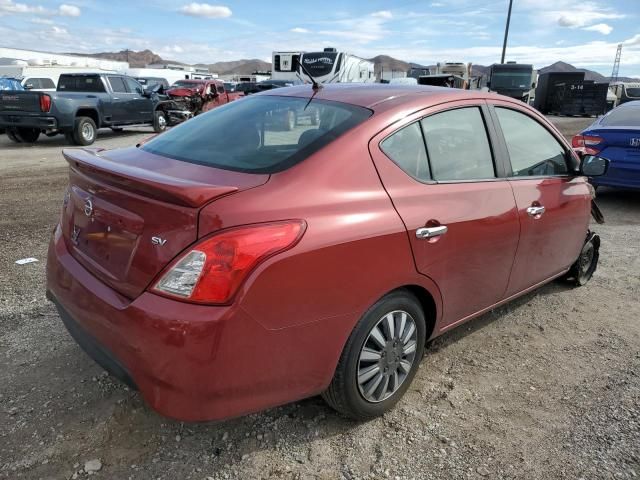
[[381, 123, 430, 181], [421, 107, 495, 181], [600, 105, 640, 127], [57, 75, 105, 92], [108, 77, 127, 93], [25, 78, 55, 89], [142, 96, 372, 173], [495, 108, 568, 176]]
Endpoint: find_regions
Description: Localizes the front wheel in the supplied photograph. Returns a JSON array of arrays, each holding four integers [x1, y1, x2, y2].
[[563, 232, 600, 286], [153, 110, 168, 133], [7, 129, 22, 143], [322, 291, 426, 420]]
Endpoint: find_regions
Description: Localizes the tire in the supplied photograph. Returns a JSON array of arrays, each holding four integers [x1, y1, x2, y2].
[[7, 129, 22, 143], [72, 116, 97, 146], [285, 110, 295, 131], [310, 109, 320, 126], [153, 110, 167, 133], [562, 232, 600, 286], [322, 290, 426, 420], [15, 127, 40, 143]]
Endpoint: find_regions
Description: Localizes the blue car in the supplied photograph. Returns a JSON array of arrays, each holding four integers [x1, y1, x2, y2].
[[572, 101, 640, 190]]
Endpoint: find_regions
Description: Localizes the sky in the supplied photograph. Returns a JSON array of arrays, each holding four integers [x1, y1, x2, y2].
[[0, 0, 639, 77]]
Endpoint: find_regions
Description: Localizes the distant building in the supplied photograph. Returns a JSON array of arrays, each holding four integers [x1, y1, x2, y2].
[[408, 63, 431, 79], [0, 46, 128, 71]]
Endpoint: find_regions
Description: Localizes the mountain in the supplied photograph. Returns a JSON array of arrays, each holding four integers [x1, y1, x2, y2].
[[68, 49, 184, 68], [538, 61, 607, 81], [195, 59, 272, 75], [369, 55, 411, 75]]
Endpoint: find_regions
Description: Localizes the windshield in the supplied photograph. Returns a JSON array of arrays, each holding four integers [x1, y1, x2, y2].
[[491, 71, 532, 89], [142, 95, 372, 173], [625, 87, 640, 98], [601, 104, 640, 127]]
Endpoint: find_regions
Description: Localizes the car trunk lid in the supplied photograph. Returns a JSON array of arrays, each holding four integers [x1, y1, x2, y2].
[[61, 147, 269, 299]]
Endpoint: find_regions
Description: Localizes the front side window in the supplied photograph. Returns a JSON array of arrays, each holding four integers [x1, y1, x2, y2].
[[142, 96, 372, 173], [381, 123, 430, 181], [495, 108, 568, 177], [421, 107, 495, 181], [108, 76, 127, 93], [124, 77, 142, 94]]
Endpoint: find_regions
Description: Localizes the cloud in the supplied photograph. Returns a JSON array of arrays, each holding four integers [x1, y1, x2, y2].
[[59, 4, 80, 17], [290, 27, 309, 33], [179, 3, 231, 18], [371, 10, 392, 19], [0, 0, 46, 14], [429, 2, 445, 6], [624, 34, 640, 47], [583, 23, 613, 35], [30, 17, 53, 25], [50, 26, 69, 37]]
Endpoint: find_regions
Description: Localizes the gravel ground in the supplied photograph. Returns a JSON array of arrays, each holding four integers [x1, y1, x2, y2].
[[1, 119, 639, 480]]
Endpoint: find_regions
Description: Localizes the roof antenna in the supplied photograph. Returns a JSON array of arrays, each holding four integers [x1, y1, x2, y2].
[[298, 58, 323, 91]]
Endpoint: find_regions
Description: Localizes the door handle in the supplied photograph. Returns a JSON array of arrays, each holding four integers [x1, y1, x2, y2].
[[526, 206, 546, 217], [112, 97, 120, 100], [416, 225, 448, 239]]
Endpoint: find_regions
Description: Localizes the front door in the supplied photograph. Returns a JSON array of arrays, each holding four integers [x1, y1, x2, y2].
[[124, 77, 154, 123], [488, 102, 591, 296], [370, 102, 520, 328]]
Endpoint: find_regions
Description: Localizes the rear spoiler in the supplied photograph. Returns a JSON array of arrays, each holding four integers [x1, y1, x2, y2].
[[63, 148, 238, 208]]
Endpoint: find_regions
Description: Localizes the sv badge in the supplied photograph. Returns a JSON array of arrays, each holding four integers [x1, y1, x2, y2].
[[151, 236, 167, 246]]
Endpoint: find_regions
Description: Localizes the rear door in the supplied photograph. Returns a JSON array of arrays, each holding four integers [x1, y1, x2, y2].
[[488, 101, 591, 296], [370, 101, 520, 328]]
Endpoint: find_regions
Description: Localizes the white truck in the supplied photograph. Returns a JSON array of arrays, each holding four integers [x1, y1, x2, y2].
[[299, 48, 375, 84], [0, 62, 117, 91], [271, 51, 303, 82], [609, 81, 640, 107]]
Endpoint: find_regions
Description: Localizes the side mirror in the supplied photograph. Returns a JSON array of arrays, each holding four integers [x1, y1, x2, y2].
[[531, 82, 536, 89], [580, 155, 609, 177]]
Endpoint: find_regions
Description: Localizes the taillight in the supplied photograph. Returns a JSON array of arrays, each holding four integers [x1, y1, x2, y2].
[[571, 134, 602, 155], [152, 221, 306, 304], [39, 94, 51, 113]]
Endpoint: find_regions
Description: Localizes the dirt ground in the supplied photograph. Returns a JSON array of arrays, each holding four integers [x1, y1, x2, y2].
[[1, 119, 639, 480]]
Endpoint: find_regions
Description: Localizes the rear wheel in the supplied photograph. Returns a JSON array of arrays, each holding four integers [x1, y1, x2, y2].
[[72, 116, 97, 146], [322, 291, 426, 420], [7, 129, 22, 143], [16, 127, 40, 143]]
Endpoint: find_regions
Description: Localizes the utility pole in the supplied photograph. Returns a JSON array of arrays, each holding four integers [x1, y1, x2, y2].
[[500, 0, 514, 64]]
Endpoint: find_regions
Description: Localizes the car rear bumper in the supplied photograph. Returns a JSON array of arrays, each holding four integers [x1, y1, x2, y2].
[[0, 113, 57, 129], [46, 224, 347, 421]]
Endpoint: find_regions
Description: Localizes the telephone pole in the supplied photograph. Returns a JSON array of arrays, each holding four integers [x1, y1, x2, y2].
[[500, 0, 514, 64]]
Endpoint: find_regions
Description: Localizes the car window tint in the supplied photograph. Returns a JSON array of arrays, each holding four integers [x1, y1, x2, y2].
[[124, 78, 141, 93], [39, 78, 55, 89], [25, 78, 40, 89], [142, 96, 372, 174], [108, 76, 127, 93], [381, 123, 431, 181], [496, 107, 568, 176], [421, 107, 495, 181], [217, 85, 225, 93], [600, 104, 640, 127]]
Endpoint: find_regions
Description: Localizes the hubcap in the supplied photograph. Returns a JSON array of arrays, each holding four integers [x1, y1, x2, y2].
[[578, 243, 595, 280], [82, 123, 94, 141], [158, 114, 167, 129], [357, 310, 418, 403]]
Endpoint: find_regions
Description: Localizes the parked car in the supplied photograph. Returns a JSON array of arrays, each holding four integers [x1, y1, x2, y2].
[[46, 85, 608, 422], [0, 73, 170, 145], [572, 100, 640, 190]]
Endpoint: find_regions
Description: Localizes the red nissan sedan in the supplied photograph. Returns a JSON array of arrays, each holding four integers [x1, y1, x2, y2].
[[46, 84, 608, 421]]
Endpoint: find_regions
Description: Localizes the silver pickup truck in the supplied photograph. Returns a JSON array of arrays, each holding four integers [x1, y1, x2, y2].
[[0, 73, 168, 145]]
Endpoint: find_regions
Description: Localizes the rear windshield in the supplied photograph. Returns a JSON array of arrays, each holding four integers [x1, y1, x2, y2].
[[142, 95, 372, 173], [601, 104, 640, 127], [58, 75, 105, 92]]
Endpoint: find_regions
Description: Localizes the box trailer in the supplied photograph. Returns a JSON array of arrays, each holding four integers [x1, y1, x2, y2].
[[533, 72, 585, 114]]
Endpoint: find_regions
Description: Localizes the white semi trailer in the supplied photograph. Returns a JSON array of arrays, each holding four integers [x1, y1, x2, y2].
[[299, 48, 375, 83]]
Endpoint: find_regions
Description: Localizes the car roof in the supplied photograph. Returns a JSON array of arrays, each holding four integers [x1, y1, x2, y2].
[[259, 83, 498, 110]]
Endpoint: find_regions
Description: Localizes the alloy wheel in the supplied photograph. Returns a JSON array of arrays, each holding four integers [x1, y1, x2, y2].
[[357, 310, 418, 403]]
